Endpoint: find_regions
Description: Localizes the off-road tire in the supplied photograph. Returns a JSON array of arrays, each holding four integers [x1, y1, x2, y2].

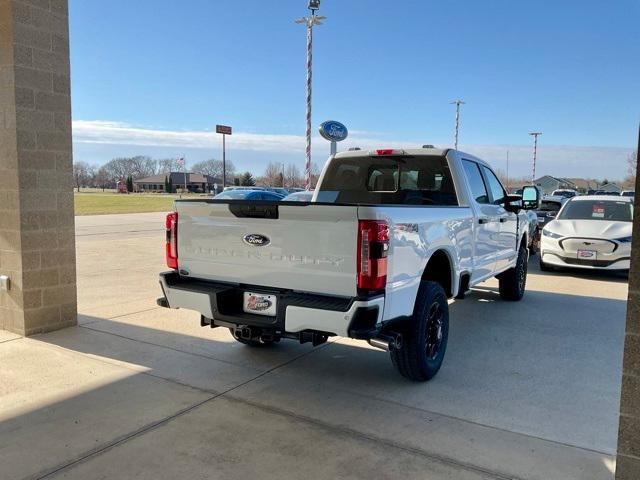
[[390, 281, 449, 382], [498, 243, 528, 301]]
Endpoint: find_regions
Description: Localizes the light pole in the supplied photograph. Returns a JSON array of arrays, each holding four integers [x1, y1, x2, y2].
[[450, 100, 465, 150], [529, 132, 542, 183], [296, 1, 325, 190]]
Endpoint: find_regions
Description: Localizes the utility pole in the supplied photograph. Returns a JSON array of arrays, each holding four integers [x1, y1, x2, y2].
[[296, 1, 325, 190], [529, 132, 542, 183], [450, 100, 465, 150]]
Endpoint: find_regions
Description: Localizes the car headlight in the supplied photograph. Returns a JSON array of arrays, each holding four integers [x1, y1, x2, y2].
[[542, 229, 562, 239], [615, 236, 633, 243]]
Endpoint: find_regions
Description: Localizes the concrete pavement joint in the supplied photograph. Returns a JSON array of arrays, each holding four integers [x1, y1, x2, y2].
[[79, 323, 260, 368], [317, 371, 615, 457], [35, 339, 337, 479], [0, 336, 21, 344], [220, 394, 519, 480], [79, 306, 163, 326]]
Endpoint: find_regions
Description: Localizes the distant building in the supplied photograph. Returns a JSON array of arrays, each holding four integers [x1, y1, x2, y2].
[[533, 175, 578, 194], [134, 172, 221, 193], [598, 182, 622, 193]]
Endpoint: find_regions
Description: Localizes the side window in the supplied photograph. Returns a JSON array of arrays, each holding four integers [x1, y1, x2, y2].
[[462, 160, 489, 204], [481, 166, 506, 205]]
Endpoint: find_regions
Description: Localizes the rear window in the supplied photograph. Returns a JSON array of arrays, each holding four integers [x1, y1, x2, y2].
[[539, 200, 562, 212], [315, 155, 458, 205], [558, 200, 633, 222]]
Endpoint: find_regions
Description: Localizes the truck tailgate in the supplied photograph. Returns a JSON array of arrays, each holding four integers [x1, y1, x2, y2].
[[175, 201, 359, 297]]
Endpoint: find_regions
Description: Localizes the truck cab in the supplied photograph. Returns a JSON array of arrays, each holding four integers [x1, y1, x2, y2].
[[158, 148, 539, 381]]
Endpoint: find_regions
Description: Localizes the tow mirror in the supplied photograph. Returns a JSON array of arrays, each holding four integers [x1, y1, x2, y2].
[[504, 195, 523, 213], [522, 186, 540, 210]]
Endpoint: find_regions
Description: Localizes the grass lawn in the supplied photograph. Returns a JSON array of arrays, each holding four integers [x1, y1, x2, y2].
[[74, 192, 189, 215]]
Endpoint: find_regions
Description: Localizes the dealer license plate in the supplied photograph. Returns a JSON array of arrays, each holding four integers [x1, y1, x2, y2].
[[577, 249, 597, 260], [243, 292, 277, 316]]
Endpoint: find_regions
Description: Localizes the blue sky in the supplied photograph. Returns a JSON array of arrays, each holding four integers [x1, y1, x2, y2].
[[70, 0, 639, 179]]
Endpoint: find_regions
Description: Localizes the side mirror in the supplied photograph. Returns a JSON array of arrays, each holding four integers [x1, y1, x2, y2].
[[504, 195, 523, 213], [522, 186, 540, 210]]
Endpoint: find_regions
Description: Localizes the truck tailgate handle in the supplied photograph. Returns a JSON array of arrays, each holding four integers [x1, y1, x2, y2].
[[229, 203, 279, 219]]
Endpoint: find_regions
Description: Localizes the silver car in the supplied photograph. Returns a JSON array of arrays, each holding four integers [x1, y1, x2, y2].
[[539, 195, 633, 271]]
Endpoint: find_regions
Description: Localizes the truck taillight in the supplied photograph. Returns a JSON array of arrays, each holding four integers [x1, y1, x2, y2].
[[357, 220, 389, 292], [166, 212, 178, 269]]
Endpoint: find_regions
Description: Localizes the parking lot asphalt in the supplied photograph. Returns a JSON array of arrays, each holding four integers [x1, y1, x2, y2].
[[0, 212, 629, 480]]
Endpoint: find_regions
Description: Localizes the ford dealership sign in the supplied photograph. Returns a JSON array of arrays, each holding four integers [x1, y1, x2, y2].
[[319, 121, 348, 142]]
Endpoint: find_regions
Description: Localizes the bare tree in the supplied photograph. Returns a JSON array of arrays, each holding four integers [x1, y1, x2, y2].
[[93, 166, 112, 191], [284, 164, 302, 188], [310, 162, 321, 189], [628, 149, 638, 184], [191, 159, 236, 178], [157, 158, 179, 173], [73, 161, 91, 192], [262, 162, 283, 186]]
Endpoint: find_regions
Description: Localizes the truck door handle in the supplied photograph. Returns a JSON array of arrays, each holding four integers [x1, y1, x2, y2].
[[478, 217, 489, 224], [499, 217, 508, 223]]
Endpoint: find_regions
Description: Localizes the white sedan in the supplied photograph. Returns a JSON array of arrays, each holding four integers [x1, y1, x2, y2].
[[539, 195, 633, 271]]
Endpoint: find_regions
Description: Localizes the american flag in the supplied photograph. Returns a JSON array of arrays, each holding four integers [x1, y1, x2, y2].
[[176, 157, 185, 168]]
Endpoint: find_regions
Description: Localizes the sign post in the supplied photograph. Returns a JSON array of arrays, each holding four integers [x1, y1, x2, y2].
[[319, 120, 348, 157], [216, 124, 232, 188]]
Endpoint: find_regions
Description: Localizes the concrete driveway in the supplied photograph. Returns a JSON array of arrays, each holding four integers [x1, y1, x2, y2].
[[0, 212, 628, 479]]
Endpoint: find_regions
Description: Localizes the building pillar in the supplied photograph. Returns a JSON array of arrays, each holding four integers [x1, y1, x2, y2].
[[0, 0, 77, 336], [616, 136, 640, 478]]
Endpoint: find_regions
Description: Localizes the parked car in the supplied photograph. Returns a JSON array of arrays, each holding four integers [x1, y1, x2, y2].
[[222, 186, 266, 192], [539, 195, 633, 271], [621, 190, 635, 198], [214, 190, 284, 201], [535, 196, 566, 231], [551, 189, 578, 199], [282, 191, 314, 202], [158, 148, 538, 381], [265, 187, 290, 196]]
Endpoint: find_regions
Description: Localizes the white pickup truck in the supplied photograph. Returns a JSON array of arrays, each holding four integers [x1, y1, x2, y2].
[[158, 148, 539, 381]]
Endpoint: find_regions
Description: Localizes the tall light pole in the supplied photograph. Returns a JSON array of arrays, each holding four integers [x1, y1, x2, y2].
[[450, 100, 465, 150], [296, 1, 325, 190], [529, 132, 542, 183]]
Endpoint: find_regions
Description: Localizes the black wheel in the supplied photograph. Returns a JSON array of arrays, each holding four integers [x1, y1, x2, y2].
[[498, 243, 528, 301], [228, 328, 275, 347], [390, 281, 449, 382]]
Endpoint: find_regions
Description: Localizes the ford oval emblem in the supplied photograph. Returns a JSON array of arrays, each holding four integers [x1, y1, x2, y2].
[[243, 234, 270, 247], [319, 120, 348, 142]]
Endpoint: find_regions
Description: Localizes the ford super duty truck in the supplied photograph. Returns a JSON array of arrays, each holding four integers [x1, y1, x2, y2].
[[157, 148, 539, 381]]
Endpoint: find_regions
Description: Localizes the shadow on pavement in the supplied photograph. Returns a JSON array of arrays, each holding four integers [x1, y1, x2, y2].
[[0, 280, 626, 480]]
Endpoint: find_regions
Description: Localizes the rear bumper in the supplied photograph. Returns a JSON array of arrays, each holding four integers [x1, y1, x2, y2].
[[158, 271, 385, 338]]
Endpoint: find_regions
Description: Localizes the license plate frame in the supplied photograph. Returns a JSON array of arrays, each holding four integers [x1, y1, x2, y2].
[[243, 292, 278, 316], [577, 249, 597, 260]]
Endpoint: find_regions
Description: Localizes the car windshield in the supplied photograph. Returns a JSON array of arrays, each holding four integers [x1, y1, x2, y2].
[[315, 155, 458, 205], [283, 192, 313, 201], [558, 200, 633, 222], [552, 190, 575, 198], [538, 200, 562, 212], [214, 191, 253, 199]]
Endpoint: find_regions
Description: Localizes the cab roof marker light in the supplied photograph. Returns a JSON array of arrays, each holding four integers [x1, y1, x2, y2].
[[373, 149, 403, 156]]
